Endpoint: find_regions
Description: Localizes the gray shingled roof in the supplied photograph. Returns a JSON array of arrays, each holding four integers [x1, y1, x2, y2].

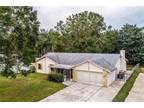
[[40, 52, 120, 72]]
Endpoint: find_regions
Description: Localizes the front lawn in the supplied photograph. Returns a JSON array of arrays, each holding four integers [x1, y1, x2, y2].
[[113, 65, 141, 102], [0, 73, 64, 102]]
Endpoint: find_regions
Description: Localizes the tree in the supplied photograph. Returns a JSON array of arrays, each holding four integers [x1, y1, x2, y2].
[[102, 28, 117, 53], [49, 29, 65, 52], [36, 29, 51, 56], [0, 7, 17, 78], [117, 24, 144, 64], [52, 11, 107, 53], [0, 6, 39, 78], [12, 7, 39, 65], [48, 11, 117, 53]]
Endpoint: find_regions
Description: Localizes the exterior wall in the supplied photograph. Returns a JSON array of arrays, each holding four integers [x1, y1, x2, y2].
[[74, 62, 103, 72], [74, 62, 89, 71], [89, 63, 104, 72], [46, 58, 57, 73], [36, 57, 56, 74], [72, 69, 77, 81], [36, 58, 46, 73], [107, 70, 116, 86]]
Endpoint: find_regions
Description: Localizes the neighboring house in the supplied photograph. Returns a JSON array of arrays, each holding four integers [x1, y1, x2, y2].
[[35, 50, 126, 87]]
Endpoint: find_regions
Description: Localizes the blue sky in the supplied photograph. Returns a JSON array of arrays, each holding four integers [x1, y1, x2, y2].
[[34, 6, 144, 30]]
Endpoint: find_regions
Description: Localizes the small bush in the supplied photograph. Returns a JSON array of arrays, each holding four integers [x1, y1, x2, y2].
[[29, 65, 36, 73], [21, 70, 29, 77], [48, 72, 64, 83]]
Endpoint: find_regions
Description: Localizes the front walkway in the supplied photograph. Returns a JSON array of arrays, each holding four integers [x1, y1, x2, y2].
[[126, 73, 144, 102], [41, 81, 124, 102]]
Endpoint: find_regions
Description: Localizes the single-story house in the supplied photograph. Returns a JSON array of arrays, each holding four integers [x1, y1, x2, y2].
[[35, 50, 126, 87]]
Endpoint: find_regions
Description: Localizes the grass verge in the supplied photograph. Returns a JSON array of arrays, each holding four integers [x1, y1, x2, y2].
[[113, 65, 141, 102]]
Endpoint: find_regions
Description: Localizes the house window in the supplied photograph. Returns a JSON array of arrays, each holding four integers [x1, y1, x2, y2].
[[38, 64, 42, 70]]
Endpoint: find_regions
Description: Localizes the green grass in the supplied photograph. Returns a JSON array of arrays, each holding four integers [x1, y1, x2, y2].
[[0, 73, 64, 102], [113, 67, 141, 102]]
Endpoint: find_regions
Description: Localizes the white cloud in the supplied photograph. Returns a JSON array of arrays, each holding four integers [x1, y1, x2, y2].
[[34, 6, 144, 30]]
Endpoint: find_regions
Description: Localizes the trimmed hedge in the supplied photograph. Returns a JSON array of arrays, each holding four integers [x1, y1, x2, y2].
[[113, 65, 141, 102], [48, 72, 64, 83]]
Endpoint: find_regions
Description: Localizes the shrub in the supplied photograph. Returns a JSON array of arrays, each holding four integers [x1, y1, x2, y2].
[[29, 65, 36, 73], [1, 68, 16, 79], [48, 72, 64, 83], [21, 70, 29, 77]]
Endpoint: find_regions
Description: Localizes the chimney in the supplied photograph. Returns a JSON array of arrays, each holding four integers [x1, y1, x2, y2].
[[120, 50, 126, 72], [120, 50, 125, 58]]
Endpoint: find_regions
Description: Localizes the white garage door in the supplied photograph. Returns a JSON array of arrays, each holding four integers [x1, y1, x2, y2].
[[76, 70, 102, 86]]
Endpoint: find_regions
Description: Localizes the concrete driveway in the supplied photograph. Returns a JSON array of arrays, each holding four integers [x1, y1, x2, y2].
[[126, 73, 144, 102], [41, 81, 124, 102]]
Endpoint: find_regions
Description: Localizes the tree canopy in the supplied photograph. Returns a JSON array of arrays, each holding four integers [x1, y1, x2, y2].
[[117, 24, 144, 64], [45, 11, 116, 53], [0, 6, 39, 78]]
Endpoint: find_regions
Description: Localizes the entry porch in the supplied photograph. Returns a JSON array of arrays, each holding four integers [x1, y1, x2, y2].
[[50, 64, 73, 81]]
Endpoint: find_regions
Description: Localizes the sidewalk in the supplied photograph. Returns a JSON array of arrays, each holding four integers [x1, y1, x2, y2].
[[125, 73, 144, 102]]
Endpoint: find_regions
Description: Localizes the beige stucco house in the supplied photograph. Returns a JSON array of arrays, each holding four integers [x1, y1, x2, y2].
[[35, 50, 126, 87]]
